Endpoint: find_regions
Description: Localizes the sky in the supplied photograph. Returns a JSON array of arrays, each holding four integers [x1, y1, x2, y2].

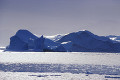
[[0, 0, 120, 46]]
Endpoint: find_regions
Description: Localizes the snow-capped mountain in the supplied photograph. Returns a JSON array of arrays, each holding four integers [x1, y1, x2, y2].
[[6, 29, 120, 52]]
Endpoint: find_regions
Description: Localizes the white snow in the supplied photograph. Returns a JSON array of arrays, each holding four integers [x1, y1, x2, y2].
[[107, 35, 120, 42], [45, 34, 64, 41], [61, 41, 71, 44], [0, 47, 5, 52]]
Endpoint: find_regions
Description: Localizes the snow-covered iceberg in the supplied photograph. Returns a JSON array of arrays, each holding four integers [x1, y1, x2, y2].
[[56, 30, 120, 52], [6, 29, 120, 52], [6, 29, 66, 52]]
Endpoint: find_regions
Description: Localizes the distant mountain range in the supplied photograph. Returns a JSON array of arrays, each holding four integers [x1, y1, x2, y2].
[[6, 29, 120, 52]]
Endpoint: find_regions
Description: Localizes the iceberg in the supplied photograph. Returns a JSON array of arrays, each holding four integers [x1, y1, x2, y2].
[[15, 29, 38, 43], [56, 30, 120, 52], [6, 29, 38, 51], [34, 35, 45, 51], [6, 36, 28, 51], [43, 38, 66, 52], [6, 29, 120, 52], [53, 45, 66, 52], [61, 41, 73, 52]]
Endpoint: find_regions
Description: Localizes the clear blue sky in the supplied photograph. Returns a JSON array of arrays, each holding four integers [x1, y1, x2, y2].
[[0, 0, 120, 46]]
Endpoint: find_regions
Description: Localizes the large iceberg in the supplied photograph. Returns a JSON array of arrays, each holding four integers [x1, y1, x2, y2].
[[6, 29, 38, 51], [6, 29, 120, 52], [56, 30, 120, 52], [6, 29, 66, 52]]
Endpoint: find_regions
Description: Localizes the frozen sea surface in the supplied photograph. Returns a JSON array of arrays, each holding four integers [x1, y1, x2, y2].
[[0, 50, 120, 80], [1, 72, 120, 80], [0, 51, 120, 65]]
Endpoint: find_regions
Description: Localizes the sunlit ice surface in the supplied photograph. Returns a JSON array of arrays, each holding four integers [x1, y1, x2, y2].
[[0, 52, 120, 65], [0, 51, 120, 80]]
